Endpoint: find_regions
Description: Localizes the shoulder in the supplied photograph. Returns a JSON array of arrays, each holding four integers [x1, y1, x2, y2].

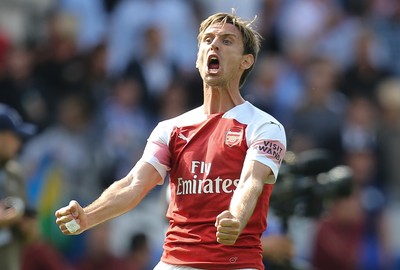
[[156, 106, 206, 129], [226, 101, 285, 131], [228, 102, 287, 150], [148, 106, 205, 141]]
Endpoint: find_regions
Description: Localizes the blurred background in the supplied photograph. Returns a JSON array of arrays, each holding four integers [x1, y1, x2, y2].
[[0, 0, 400, 269]]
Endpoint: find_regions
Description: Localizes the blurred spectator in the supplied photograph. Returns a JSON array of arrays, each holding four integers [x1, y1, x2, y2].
[[261, 211, 295, 269], [0, 0, 56, 46], [244, 54, 303, 127], [289, 56, 347, 161], [85, 42, 112, 107], [341, 96, 378, 153], [256, 0, 282, 53], [107, 182, 166, 269], [124, 25, 179, 115], [373, 1, 400, 75], [0, 103, 35, 270], [19, 93, 112, 263], [312, 3, 361, 70], [0, 45, 50, 132], [106, 0, 198, 76], [277, 0, 331, 47], [100, 77, 151, 180], [21, 92, 108, 203], [339, 27, 391, 101], [157, 81, 191, 121], [260, 37, 313, 128], [244, 55, 284, 115], [33, 12, 89, 121], [57, 0, 108, 52], [374, 56, 400, 270], [375, 78, 400, 203], [124, 232, 152, 270], [99, 77, 165, 265], [338, 0, 372, 17], [20, 208, 72, 270], [311, 147, 391, 270], [75, 222, 129, 270], [370, 0, 398, 18]]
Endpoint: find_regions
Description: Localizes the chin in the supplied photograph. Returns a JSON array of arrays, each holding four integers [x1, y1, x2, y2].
[[205, 78, 224, 87]]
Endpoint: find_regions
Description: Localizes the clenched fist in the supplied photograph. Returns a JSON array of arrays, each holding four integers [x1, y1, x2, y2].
[[215, 210, 241, 245], [55, 200, 87, 235]]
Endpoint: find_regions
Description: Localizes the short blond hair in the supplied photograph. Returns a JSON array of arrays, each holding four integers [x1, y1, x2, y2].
[[198, 11, 262, 88]]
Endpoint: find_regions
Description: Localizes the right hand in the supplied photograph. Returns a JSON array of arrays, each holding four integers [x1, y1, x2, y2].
[[55, 200, 87, 235]]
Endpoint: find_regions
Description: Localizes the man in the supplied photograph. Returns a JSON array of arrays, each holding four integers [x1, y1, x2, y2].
[[56, 11, 286, 270], [0, 103, 35, 270]]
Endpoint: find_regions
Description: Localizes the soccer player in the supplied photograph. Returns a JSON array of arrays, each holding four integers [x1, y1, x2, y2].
[[55, 11, 286, 270]]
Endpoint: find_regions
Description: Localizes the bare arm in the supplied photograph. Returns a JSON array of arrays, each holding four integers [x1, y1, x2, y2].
[[55, 161, 162, 234], [216, 160, 272, 245]]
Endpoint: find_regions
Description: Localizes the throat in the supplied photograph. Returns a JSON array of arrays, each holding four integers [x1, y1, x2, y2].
[[203, 86, 245, 114]]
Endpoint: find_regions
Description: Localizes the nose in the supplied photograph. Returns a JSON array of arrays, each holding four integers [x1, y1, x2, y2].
[[210, 39, 219, 51]]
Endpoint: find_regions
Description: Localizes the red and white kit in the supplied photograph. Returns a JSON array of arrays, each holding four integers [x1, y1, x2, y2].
[[141, 101, 286, 270]]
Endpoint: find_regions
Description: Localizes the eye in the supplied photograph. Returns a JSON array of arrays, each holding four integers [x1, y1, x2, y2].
[[205, 37, 212, 44], [223, 39, 232, 45]]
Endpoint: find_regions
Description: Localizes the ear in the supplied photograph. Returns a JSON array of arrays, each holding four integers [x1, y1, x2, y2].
[[240, 54, 254, 70]]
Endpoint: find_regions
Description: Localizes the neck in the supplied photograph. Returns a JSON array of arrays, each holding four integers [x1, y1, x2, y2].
[[202, 84, 245, 115]]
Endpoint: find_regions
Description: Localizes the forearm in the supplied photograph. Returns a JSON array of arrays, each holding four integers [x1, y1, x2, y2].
[[84, 163, 158, 229], [83, 177, 137, 229], [55, 161, 162, 235], [229, 177, 264, 232]]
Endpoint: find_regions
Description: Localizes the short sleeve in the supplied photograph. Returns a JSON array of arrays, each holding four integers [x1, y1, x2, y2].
[[140, 122, 172, 182], [245, 121, 286, 183]]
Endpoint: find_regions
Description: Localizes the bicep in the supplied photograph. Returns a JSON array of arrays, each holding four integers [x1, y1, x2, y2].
[[125, 161, 164, 196], [240, 160, 274, 188]]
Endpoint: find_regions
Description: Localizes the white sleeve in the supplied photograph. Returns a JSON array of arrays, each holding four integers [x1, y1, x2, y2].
[[139, 122, 172, 183], [245, 121, 286, 183]]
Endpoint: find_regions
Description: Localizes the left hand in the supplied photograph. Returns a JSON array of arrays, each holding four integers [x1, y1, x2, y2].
[[55, 200, 86, 235], [215, 210, 241, 245]]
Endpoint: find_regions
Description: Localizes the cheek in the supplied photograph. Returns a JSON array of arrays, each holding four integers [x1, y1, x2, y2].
[[196, 54, 203, 69], [196, 47, 208, 68]]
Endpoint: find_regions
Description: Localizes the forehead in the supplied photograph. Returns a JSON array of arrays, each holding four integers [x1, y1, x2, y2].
[[203, 22, 242, 38]]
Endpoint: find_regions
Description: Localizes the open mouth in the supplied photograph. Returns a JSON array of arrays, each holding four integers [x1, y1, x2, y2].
[[207, 56, 220, 72]]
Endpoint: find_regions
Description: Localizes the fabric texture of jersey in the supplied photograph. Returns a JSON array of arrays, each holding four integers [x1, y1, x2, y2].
[[140, 101, 286, 270]]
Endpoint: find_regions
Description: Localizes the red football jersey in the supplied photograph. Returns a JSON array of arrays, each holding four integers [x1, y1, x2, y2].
[[141, 101, 286, 269]]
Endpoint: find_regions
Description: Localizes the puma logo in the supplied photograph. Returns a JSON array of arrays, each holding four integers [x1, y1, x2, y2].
[[178, 133, 190, 143]]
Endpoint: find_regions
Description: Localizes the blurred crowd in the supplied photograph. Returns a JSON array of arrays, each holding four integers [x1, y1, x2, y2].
[[0, 0, 400, 269]]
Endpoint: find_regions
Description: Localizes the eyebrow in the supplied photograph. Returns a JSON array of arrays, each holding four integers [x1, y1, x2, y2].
[[203, 32, 238, 40]]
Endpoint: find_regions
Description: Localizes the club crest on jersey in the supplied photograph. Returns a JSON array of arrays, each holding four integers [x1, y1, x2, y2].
[[225, 127, 243, 147]]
